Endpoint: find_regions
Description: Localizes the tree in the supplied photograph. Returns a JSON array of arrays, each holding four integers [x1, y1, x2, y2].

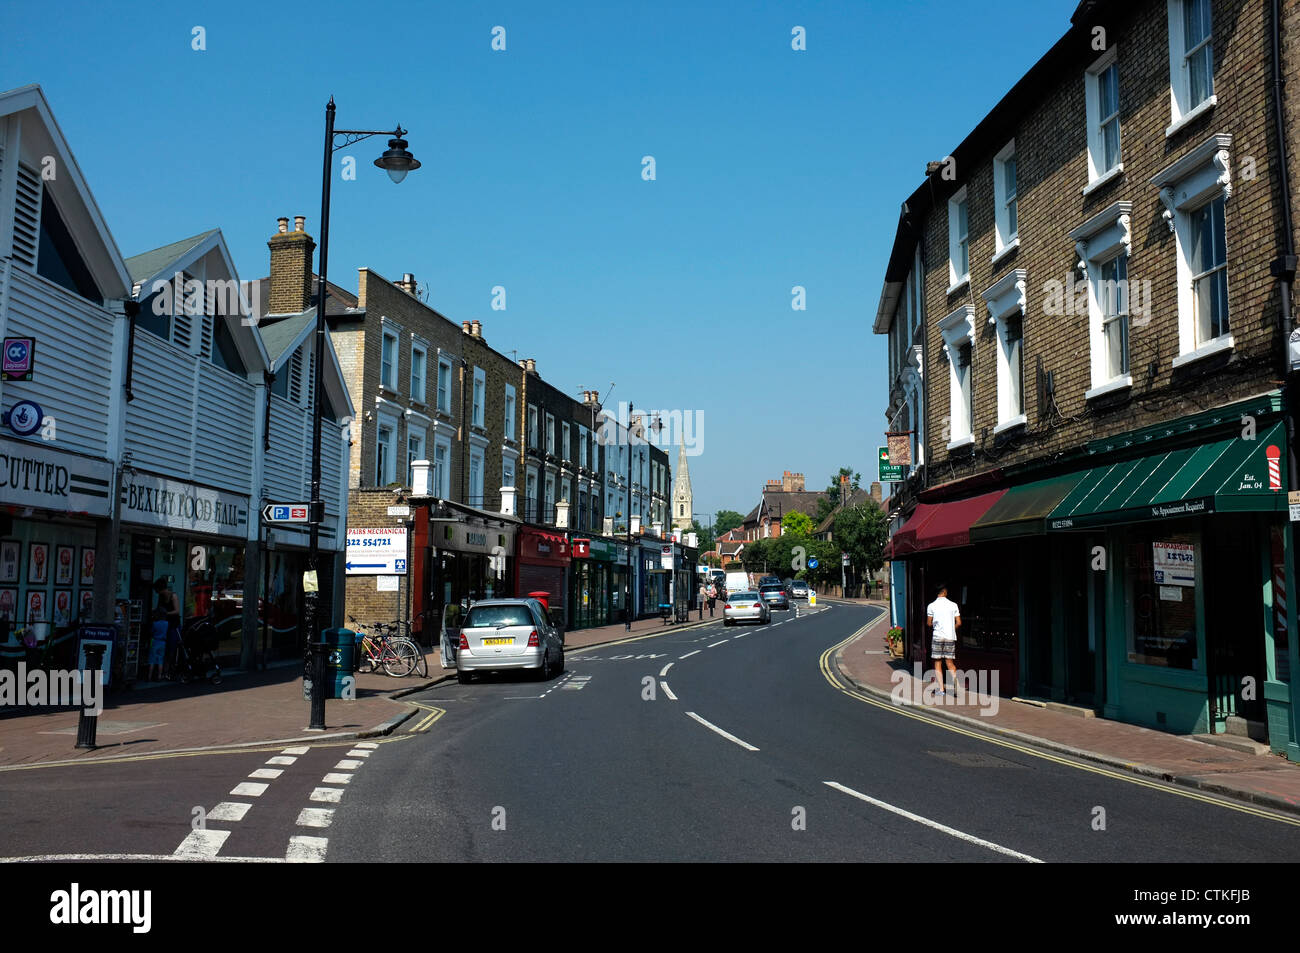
[[688, 519, 715, 557], [814, 466, 863, 524], [714, 509, 745, 536], [740, 538, 769, 574], [780, 511, 815, 538], [833, 502, 889, 576]]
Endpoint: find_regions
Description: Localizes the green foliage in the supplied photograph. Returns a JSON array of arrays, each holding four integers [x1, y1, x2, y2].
[[813, 467, 863, 525], [833, 502, 889, 575], [780, 511, 814, 538], [714, 509, 745, 536], [739, 538, 768, 573], [688, 519, 715, 556]]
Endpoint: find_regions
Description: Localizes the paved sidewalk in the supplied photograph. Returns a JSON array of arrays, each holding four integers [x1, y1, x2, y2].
[[832, 600, 1300, 817], [0, 611, 714, 767]]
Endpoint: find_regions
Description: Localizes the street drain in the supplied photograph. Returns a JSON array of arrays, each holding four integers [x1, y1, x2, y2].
[[926, 750, 1026, 768]]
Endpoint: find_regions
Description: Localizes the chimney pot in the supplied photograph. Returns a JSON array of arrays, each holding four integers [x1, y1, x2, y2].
[[277, 217, 289, 234], [471, 319, 482, 338], [294, 216, 306, 232], [462, 321, 472, 334]]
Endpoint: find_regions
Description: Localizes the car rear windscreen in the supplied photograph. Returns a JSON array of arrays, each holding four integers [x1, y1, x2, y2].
[[760, 585, 784, 593], [464, 605, 535, 628]]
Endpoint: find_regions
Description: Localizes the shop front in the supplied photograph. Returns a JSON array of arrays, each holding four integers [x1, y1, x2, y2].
[[116, 471, 252, 667], [638, 538, 668, 618], [0, 438, 115, 670], [568, 535, 618, 630], [412, 501, 518, 639], [516, 527, 570, 628], [1044, 408, 1296, 755]]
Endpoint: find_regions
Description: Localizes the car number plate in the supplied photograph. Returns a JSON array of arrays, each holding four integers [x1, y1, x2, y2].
[[483, 637, 513, 646]]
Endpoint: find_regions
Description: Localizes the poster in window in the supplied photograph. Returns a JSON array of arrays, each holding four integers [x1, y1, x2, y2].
[[0, 588, 16, 622], [53, 589, 72, 626], [79, 546, 96, 586], [28, 543, 49, 585], [55, 545, 75, 586], [0, 541, 19, 583], [79, 589, 94, 621], [26, 589, 46, 623]]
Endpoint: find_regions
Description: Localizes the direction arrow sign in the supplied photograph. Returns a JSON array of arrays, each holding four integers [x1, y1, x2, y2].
[[263, 503, 311, 523]]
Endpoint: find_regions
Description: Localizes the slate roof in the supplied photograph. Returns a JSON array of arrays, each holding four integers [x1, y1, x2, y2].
[[247, 274, 359, 320], [815, 488, 878, 535], [124, 229, 219, 284], [258, 312, 315, 366]]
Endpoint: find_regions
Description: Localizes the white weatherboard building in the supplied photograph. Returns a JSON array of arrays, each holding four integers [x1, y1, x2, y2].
[[0, 84, 352, 674]]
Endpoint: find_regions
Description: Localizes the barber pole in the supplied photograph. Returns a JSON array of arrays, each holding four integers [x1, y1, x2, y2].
[[1266, 445, 1282, 491]]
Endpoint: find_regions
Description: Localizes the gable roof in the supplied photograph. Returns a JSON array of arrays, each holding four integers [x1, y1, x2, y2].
[[815, 488, 877, 534], [125, 230, 218, 284], [259, 313, 315, 366], [0, 84, 131, 299]]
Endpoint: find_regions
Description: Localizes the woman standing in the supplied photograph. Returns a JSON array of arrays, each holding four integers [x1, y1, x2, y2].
[[153, 577, 181, 675]]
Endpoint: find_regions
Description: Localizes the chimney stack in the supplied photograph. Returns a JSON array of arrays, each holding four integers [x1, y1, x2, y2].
[[471, 319, 482, 339], [525, 359, 537, 374], [840, 473, 850, 507], [870, 481, 883, 504], [462, 321, 472, 334], [394, 273, 417, 296], [267, 215, 316, 314]]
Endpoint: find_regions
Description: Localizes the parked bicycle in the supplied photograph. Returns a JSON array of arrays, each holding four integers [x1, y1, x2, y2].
[[381, 619, 429, 677], [348, 616, 419, 677]]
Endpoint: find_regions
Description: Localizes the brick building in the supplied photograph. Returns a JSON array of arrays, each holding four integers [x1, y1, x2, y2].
[[875, 0, 1299, 760], [740, 471, 824, 541]]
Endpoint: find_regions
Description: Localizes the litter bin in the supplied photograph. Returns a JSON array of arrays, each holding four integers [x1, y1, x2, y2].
[[320, 627, 356, 699]]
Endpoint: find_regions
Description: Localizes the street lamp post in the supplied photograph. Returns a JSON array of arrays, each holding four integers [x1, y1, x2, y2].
[[625, 402, 634, 631], [306, 97, 419, 730]]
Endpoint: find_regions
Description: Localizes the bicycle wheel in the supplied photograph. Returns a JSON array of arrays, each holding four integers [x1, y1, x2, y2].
[[382, 639, 418, 677], [355, 637, 376, 674]]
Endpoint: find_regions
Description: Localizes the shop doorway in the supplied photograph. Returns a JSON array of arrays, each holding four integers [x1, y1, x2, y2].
[[1059, 535, 1100, 707], [1205, 520, 1268, 736]]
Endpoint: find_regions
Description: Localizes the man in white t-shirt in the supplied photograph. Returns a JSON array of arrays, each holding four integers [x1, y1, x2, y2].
[[926, 583, 961, 696]]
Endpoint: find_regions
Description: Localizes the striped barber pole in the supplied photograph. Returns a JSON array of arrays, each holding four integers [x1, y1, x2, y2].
[[1266, 445, 1282, 491]]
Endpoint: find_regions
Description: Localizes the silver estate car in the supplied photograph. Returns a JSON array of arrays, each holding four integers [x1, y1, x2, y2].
[[724, 591, 770, 626], [455, 598, 564, 684]]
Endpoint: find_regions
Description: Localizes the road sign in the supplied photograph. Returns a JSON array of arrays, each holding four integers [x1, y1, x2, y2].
[[262, 503, 311, 523], [346, 527, 409, 575], [842, 552, 851, 566], [808, 557, 819, 569]]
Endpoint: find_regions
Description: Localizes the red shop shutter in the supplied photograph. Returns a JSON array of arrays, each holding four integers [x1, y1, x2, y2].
[[517, 564, 566, 621]]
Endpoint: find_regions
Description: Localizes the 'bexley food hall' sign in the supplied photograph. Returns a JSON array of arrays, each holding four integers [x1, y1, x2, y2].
[[121, 473, 248, 536]]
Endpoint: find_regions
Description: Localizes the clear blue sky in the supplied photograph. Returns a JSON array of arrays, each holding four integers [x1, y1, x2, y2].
[[3, 0, 1075, 522]]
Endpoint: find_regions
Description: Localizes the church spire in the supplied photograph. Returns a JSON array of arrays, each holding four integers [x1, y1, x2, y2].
[[672, 442, 693, 530]]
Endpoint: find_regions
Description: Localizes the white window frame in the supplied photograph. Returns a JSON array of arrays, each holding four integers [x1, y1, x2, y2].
[[436, 355, 453, 414], [1084, 47, 1123, 192], [410, 341, 427, 404], [501, 454, 516, 491], [561, 421, 571, 462], [947, 186, 970, 293], [380, 327, 399, 391], [1071, 201, 1135, 399], [471, 367, 485, 428], [469, 447, 485, 503], [546, 413, 555, 455], [1165, 0, 1216, 137], [406, 424, 427, 488], [432, 434, 452, 497], [992, 141, 1019, 262], [938, 305, 976, 449], [981, 270, 1027, 433], [375, 414, 399, 486], [528, 405, 539, 448], [504, 384, 516, 442], [1150, 133, 1233, 368], [578, 425, 589, 468]]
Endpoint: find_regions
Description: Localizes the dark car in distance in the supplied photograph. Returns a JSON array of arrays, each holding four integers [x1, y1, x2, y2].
[[759, 583, 791, 610]]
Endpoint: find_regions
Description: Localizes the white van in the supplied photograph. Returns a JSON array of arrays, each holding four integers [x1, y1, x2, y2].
[[724, 571, 750, 594]]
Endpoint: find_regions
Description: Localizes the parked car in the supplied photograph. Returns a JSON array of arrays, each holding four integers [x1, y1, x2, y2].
[[454, 598, 564, 684], [789, 580, 810, 599], [724, 591, 770, 626], [759, 583, 791, 610]]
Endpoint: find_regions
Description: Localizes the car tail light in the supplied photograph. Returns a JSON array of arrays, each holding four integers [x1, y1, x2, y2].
[[724, 604, 732, 610], [458, 633, 469, 650], [527, 630, 540, 647]]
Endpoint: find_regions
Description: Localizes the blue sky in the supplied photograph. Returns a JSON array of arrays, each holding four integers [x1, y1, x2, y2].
[[2, 0, 1075, 522]]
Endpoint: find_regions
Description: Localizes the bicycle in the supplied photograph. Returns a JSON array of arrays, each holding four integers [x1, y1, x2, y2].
[[382, 620, 429, 677], [348, 617, 418, 676]]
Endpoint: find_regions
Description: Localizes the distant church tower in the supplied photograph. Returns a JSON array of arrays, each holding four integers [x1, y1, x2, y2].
[[672, 442, 693, 531]]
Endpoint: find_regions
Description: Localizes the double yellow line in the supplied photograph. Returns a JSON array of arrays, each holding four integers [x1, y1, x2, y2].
[[407, 702, 445, 733], [818, 612, 1300, 828]]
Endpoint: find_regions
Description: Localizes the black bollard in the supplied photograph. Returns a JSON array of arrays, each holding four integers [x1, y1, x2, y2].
[[75, 644, 105, 749], [308, 641, 327, 730]]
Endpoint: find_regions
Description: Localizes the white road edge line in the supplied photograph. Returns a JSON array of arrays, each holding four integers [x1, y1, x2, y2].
[[823, 781, 1043, 863], [1, 853, 285, 863], [660, 681, 677, 701], [686, 711, 758, 751], [659, 662, 673, 677], [679, 650, 701, 659]]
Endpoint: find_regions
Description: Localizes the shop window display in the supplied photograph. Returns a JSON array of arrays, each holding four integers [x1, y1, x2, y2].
[[1126, 529, 1199, 670]]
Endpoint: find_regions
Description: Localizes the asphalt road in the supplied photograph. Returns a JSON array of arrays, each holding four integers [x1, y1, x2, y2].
[[324, 602, 1300, 862], [1, 601, 1297, 864]]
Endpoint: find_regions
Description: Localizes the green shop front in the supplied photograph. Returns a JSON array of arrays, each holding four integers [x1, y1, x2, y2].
[[567, 535, 620, 630], [1024, 397, 1299, 760]]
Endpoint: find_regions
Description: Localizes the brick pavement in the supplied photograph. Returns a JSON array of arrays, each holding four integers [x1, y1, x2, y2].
[[0, 611, 714, 767], [829, 599, 1300, 817]]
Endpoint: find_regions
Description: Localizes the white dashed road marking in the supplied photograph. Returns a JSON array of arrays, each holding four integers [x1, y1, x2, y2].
[[686, 712, 759, 752], [346, 749, 372, 758], [353, 742, 378, 749], [334, 759, 363, 770], [208, 802, 252, 822], [248, 768, 283, 780], [282, 746, 311, 755], [310, 787, 344, 804], [230, 781, 269, 797], [679, 650, 701, 659], [286, 835, 329, 863], [322, 773, 353, 784], [659, 662, 673, 677], [266, 756, 297, 765], [660, 681, 677, 701], [174, 829, 231, 859], [708, 640, 729, 648], [296, 808, 335, 829]]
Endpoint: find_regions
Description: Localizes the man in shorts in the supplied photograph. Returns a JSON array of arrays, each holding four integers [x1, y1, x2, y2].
[[926, 582, 961, 697]]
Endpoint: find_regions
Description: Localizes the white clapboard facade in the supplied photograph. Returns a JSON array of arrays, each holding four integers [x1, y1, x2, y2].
[[0, 84, 352, 672]]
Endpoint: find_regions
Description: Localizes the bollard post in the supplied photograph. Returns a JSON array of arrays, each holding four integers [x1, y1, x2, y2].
[[75, 644, 105, 749], [308, 640, 327, 730]]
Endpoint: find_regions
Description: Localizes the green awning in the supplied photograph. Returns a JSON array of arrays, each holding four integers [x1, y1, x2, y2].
[[969, 473, 1085, 541], [1047, 420, 1288, 530]]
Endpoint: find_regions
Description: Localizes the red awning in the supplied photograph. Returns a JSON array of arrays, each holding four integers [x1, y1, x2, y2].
[[887, 490, 1006, 557]]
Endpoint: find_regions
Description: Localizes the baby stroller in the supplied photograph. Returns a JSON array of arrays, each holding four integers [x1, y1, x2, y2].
[[174, 615, 222, 684]]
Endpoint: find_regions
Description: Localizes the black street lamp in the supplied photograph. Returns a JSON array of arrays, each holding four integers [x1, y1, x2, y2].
[[306, 97, 419, 729]]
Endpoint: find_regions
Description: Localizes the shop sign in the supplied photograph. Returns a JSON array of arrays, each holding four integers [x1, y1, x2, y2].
[[1153, 541, 1195, 587], [572, 538, 591, 558], [345, 527, 408, 575], [440, 522, 514, 556], [1158, 586, 1183, 602], [121, 473, 248, 536], [2, 337, 35, 382], [0, 438, 113, 517], [660, 544, 673, 570], [1290, 490, 1300, 523]]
